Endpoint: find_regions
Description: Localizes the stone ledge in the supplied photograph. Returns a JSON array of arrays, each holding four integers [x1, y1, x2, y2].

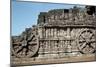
[[11, 54, 95, 66]]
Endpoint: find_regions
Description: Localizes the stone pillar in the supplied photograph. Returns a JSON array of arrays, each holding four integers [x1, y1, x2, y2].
[[67, 28, 70, 35], [51, 41, 54, 53], [59, 29, 62, 37], [66, 28, 72, 53], [61, 40, 63, 52], [51, 28, 53, 37], [57, 29, 60, 37], [48, 28, 50, 38], [38, 27, 43, 38], [46, 28, 49, 38], [45, 41, 48, 53], [43, 28, 46, 38], [38, 41, 44, 59], [42, 27, 45, 38], [49, 40, 51, 53], [54, 28, 57, 38], [67, 41, 72, 53]]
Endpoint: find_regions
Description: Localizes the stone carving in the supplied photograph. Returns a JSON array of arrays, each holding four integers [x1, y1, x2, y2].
[[11, 6, 96, 66], [12, 27, 39, 58], [78, 29, 96, 54]]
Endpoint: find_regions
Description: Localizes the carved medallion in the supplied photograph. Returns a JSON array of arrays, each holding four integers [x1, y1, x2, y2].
[[78, 29, 96, 54], [12, 29, 39, 58]]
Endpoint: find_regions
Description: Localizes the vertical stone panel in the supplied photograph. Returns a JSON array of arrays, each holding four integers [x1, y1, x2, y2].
[[54, 28, 57, 38], [48, 28, 50, 38], [38, 27, 42, 38], [57, 28, 60, 37], [42, 27, 45, 38], [45, 28, 49, 38], [51, 28, 53, 37], [44, 28, 46, 38]]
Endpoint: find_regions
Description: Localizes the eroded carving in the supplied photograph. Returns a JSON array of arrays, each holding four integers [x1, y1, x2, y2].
[[78, 29, 96, 54]]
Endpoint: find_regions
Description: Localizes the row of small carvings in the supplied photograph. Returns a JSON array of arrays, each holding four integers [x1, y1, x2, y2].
[[38, 12, 95, 24], [38, 40, 77, 53], [45, 20, 95, 25], [38, 27, 95, 39]]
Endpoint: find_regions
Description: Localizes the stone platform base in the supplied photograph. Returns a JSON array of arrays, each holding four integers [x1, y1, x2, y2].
[[11, 54, 96, 66]]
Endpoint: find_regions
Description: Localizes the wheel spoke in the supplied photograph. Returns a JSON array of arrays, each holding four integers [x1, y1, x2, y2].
[[80, 42, 87, 50], [28, 45, 35, 52], [14, 45, 20, 49], [17, 51, 22, 56], [79, 40, 86, 43], [90, 39, 96, 43], [88, 47, 95, 53], [29, 49, 34, 52], [15, 46, 23, 53], [90, 43, 96, 49], [13, 42, 22, 45], [89, 34, 93, 39], [22, 48, 27, 56], [80, 34, 86, 40], [28, 41, 37, 44], [82, 45, 90, 53]]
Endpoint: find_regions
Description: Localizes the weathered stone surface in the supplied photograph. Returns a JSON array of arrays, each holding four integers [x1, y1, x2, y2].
[[11, 6, 96, 66]]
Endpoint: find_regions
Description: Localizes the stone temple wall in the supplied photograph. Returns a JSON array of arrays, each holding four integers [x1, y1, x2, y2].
[[11, 6, 96, 66]]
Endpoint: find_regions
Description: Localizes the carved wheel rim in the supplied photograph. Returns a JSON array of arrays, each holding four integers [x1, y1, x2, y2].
[[12, 33, 39, 58], [78, 29, 96, 54]]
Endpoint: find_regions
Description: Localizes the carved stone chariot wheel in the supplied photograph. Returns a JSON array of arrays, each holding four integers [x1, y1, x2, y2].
[[12, 29, 39, 58], [78, 29, 96, 54]]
